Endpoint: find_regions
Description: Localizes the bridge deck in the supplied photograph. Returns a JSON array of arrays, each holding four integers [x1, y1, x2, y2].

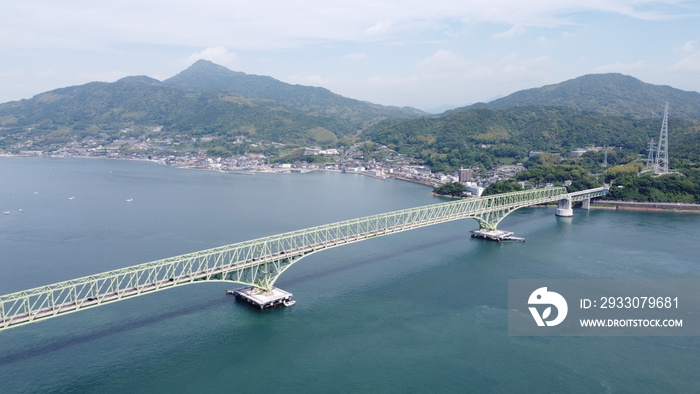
[[0, 186, 606, 330], [568, 187, 607, 201]]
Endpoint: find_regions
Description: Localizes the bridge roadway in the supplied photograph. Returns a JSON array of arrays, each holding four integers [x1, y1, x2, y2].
[[0, 186, 606, 331]]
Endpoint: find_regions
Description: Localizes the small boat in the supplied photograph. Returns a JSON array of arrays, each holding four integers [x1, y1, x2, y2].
[[125, 198, 134, 202], [68, 196, 75, 200], [225, 289, 236, 295], [283, 299, 296, 307], [3, 211, 9, 215], [19, 208, 24, 213]]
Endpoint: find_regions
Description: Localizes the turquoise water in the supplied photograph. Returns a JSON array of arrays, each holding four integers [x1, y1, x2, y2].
[[1, 157, 699, 393]]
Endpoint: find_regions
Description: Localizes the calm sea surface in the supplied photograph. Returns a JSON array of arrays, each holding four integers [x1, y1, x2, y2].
[[1, 157, 699, 393]]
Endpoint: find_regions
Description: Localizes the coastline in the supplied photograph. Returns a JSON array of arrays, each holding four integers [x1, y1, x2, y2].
[[3, 155, 697, 208], [591, 200, 700, 213], [0, 153, 437, 189]]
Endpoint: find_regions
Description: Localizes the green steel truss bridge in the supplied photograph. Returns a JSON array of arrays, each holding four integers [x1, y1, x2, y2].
[[0, 186, 606, 331]]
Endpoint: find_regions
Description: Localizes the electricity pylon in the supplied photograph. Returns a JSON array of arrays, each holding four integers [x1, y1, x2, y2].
[[653, 102, 669, 175], [646, 138, 655, 167]]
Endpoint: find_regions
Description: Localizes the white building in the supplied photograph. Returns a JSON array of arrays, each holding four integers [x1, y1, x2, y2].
[[464, 182, 484, 197]]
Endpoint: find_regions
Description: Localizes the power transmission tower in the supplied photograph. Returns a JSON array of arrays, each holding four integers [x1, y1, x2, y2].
[[601, 145, 608, 168], [653, 102, 669, 175], [646, 139, 655, 167]]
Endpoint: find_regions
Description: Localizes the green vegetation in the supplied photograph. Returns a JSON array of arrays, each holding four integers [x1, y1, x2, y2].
[[2, 66, 700, 205], [272, 149, 333, 164], [432, 182, 467, 197], [605, 173, 699, 203], [0, 60, 422, 151], [470, 73, 700, 120], [364, 74, 700, 181], [364, 106, 700, 174], [483, 180, 523, 196], [516, 162, 602, 192], [603, 162, 645, 180]]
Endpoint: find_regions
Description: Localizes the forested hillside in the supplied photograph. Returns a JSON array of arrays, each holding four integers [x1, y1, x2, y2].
[[0, 61, 423, 150], [466, 73, 700, 120], [164, 60, 424, 127], [364, 106, 700, 173]]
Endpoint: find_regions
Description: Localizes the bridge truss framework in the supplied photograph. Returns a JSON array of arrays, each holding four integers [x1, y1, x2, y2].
[[0, 186, 606, 331]]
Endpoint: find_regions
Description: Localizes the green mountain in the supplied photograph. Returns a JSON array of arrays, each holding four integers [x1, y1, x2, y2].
[[164, 60, 424, 126], [467, 73, 700, 120], [364, 74, 700, 173], [0, 61, 424, 149]]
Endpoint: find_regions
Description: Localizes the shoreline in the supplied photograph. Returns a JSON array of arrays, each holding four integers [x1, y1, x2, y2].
[[0, 153, 437, 189], [591, 200, 700, 213], [3, 155, 697, 209]]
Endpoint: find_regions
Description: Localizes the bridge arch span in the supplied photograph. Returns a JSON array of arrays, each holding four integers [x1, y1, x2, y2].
[[1, 186, 606, 331]]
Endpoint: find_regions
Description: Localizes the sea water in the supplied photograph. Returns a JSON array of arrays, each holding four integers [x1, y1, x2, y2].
[[0, 157, 698, 393]]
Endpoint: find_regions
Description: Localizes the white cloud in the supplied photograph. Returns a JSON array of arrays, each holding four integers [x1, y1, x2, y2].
[[2, 1, 690, 51], [353, 50, 556, 108], [1, 0, 699, 105], [498, 53, 552, 77], [680, 40, 698, 53], [417, 50, 473, 79], [672, 52, 700, 72], [667, 40, 700, 72], [417, 50, 551, 81], [493, 25, 528, 38], [343, 53, 369, 61], [366, 20, 393, 36]]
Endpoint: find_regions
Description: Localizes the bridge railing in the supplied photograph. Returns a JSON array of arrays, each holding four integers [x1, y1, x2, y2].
[[1, 186, 580, 330]]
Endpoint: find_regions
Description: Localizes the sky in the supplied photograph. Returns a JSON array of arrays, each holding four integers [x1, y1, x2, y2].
[[1, 1, 699, 112]]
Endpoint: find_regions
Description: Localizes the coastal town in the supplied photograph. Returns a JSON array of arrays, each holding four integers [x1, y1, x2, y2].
[[5, 132, 528, 197]]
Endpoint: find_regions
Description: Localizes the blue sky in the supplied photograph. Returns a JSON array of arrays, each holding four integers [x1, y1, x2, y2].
[[1, 1, 699, 111]]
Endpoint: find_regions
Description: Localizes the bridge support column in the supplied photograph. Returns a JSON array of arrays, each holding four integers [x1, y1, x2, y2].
[[581, 198, 591, 210], [556, 198, 574, 217]]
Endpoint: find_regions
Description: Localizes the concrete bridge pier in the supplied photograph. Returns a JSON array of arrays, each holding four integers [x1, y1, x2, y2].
[[556, 197, 574, 217], [581, 198, 591, 210]]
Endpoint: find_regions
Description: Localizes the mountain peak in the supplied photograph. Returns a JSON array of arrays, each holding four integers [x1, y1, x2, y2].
[[190, 59, 217, 67], [163, 60, 247, 91], [186, 59, 240, 75], [164, 60, 352, 107], [467, 73, 700, 119]]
